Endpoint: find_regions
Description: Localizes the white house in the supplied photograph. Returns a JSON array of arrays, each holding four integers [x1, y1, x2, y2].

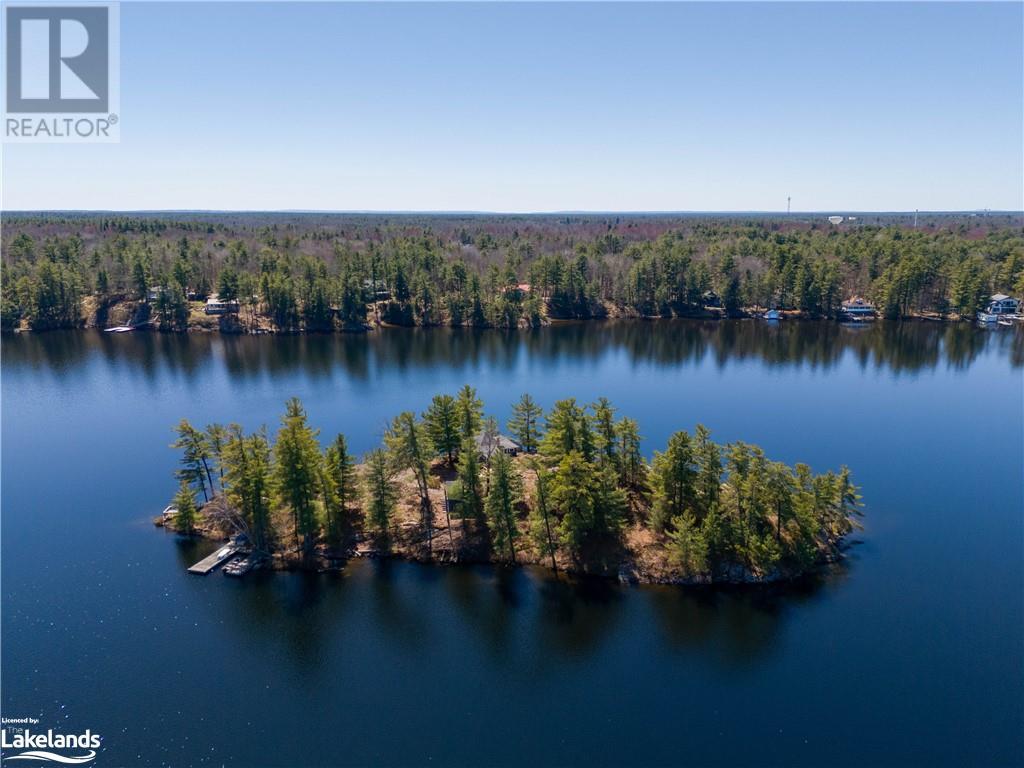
[[204, 295, 240, 315], [841, 297, 876, 320]]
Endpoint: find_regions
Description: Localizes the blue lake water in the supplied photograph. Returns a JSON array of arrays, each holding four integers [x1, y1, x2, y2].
[[2, 320, 1022, 766]]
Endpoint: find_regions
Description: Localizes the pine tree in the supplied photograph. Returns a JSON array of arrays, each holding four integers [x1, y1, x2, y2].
[[694, 424, 722, 517], [455, 436, 484, 522], [324, 433, 357, 545], [363, 448, 397, 537], [592, 460, 627, 537], [205, 423, 229, 492], [222, 426, 273, 551], [548, 451, 596, 558], [616, 417, 646, 490], [485, 452, 522, 562], [508, 393, 544, 453], [455, 384, 483, 440], [423, 394, 460, 463], [540, 398, 593, 463], [171, 419, 214, 502], [272, 398, 323, 557], [650, 430, 698, 532], [173, 480, 198, 535], [591, 397, 618, 466], [385, 411, 435, 555], [527, 460, 558, 571], [667, 512, 707, 576]]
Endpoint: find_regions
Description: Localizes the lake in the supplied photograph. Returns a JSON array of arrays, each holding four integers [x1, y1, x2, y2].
[[2, 320, 1022, 766]]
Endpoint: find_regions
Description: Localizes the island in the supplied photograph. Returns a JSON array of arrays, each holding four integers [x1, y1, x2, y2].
[[156, 390, 863, 585]]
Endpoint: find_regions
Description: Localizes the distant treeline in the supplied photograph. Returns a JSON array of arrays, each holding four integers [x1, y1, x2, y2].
[[169, 391, 863, 583], [3, 213, 1022, 331]]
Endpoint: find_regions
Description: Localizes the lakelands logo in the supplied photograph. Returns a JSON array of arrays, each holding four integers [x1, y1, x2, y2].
[[3, 1, 120, 142], [1, 721, 100, 764]]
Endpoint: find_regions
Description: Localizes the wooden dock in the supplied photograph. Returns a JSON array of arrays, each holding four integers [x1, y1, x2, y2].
[[187, 544, 237, 575]]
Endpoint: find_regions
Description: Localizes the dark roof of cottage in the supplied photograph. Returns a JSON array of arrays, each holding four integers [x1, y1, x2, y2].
[[474, 432, 520, 453]]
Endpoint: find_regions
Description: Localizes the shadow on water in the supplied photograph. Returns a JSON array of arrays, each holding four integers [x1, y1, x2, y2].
[[646, 561, 851, 667], [2, 320, 1018, 383]]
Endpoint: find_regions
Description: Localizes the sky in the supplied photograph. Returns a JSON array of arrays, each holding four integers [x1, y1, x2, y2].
[[2, 1, 1022, 212]]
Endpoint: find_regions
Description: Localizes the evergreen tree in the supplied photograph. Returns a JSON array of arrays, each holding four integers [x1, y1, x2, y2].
[[667, 512, 707, 576], [171, 419, 214, 502], [548, 451, 596, 558], [455, 436, 485, 522], [694, 424, 722, 516], [324, 433, 358, 545], [650, 430, 698, 532], [423, 394, 460, 463], [591, 397, 618, 465], [384, 411, 435, 554], [592, 461, 628, 537], [205, 423, 229, 491], [527, 460, 558, 571], [222, 425, 273, 551], [616, 417, 646, 489], [363, 448, 397, 537], [272, 397, 322, 556], [508, 393, 544, 453], [173, 480, 198, 535], [455, 384, 483, 440], [540, 398, 593, 463], [485, 452, 522, 562]]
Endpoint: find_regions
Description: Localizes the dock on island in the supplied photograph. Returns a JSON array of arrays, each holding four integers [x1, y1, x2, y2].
[[187, 544, 238, 575]]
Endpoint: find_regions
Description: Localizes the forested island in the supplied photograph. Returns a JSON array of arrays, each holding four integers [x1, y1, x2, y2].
[[159, 390, 863, 584], [2, 212, 1021, 333]]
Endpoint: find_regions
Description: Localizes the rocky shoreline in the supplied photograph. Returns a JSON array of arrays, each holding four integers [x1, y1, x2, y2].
[[154, 454, 856, 588]]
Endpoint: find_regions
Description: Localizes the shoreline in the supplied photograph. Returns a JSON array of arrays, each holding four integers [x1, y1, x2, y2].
[[7, 304, 985, 336], [155, 512, 853, 587], [154, 416, 863, 591]]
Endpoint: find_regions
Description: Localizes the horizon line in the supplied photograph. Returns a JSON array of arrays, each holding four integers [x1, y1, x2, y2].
[[3, 208, 1023, 216]]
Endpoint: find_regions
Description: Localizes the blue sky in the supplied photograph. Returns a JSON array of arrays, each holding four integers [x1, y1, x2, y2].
[[3, 2, 1022, 211]]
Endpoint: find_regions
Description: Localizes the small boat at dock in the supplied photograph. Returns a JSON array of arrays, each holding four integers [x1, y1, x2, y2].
[[104, 325, 135, 333], [762, 309, 782, 321], [223, 556, 254, 577]]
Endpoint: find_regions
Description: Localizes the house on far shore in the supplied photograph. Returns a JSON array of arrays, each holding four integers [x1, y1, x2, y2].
[[841, 296, 876, 320], [204, 295, 240, 315], [474, 431, 521, 460], [501, 283, 532, 298], [147, 285, 167, 302], [985, 294, 1019, 315]]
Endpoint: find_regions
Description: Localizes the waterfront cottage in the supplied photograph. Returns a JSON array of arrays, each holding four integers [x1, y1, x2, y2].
[[985, 294, 1019, 315], [474, 432, 520, 461], [841, 297, 876, 320], [204, 295, 240, 315]]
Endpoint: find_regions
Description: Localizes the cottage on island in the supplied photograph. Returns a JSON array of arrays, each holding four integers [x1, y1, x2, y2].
[[474, 431, 521, 461]]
